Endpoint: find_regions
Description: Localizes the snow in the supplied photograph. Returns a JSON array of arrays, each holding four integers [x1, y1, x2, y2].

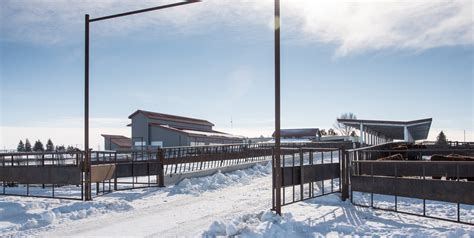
[[159, 124, 244, 139], [169, 162, 271, 195], [203, 195, 474, 237], [1, 161, 473, 237]]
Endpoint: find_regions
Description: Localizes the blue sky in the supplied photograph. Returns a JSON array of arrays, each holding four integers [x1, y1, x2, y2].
[[1, 0, 473, 149]]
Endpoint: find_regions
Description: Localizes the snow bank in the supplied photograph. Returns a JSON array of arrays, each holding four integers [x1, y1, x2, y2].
[[0, 198, 133, 236], [169, 162, 272, 196], [202, 194, 474, 237], [0, 162, 272, 236]]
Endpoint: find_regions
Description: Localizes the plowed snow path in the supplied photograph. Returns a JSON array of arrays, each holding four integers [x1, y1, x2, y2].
[[42, 176, 272, 237]]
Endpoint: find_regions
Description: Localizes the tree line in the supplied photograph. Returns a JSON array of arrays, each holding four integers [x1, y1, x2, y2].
[[16, 139, 78, 152]]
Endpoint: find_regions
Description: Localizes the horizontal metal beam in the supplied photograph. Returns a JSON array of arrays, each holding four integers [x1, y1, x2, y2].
[[0, 166, 82, 185], [357, 161, 474, 178], [89, 1, 200, 22], [352, 175, 474, 205], [281, 163, 340, 187]]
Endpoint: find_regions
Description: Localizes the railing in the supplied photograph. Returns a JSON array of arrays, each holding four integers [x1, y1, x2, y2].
[[272, 147, 345, 210], [1, 143, 274, 200], [91, 143, 273, 194], [347, 147, 474, 225], [0, 151, 84, 200], [421, 141, 474, 148]]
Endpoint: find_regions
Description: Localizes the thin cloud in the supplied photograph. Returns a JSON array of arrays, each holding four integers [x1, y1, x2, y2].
[[0, 0, 472, 56], [286, 1, 473, 56]]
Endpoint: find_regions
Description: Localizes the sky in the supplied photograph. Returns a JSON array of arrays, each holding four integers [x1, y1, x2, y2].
[[0, 0, 473, 150]]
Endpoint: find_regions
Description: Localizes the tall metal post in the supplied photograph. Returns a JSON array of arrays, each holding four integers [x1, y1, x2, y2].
[[82, 0, 200, 201], [84, 14, 92, 201], [274, 0, 282, 215]]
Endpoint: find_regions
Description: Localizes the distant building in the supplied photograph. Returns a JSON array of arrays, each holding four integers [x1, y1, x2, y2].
[[337, 118, 432, 145], [101, 134, 132, 151], [272, 128, 322, 142], [127, 110, 243, 148], [319, 135, 359, 143], [244, 136, 273, 144]]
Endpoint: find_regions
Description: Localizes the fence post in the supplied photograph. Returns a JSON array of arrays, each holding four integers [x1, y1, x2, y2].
[[341, 148, 349, 201], [114, 152, 118, 191], [157, 148, 165, 187], [84, 149, 92, 201]]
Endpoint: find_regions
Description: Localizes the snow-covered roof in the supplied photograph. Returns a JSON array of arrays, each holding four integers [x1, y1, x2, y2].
[[181, 129, 244, 139], [150, 124, 243, 140], [129, 110, 214, 127]]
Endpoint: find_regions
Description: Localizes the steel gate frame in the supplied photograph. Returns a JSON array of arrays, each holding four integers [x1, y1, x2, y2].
[[272, 146, 349, 211]]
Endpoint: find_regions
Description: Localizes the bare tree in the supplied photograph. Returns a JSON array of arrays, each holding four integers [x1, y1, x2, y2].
[[334, 112, 357, 136], [320, 129, 327, 136]]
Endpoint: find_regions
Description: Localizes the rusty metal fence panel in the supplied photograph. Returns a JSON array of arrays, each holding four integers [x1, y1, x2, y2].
[[90, 143, 273, 196], [1, 143, 274, 200], [347, 147, 474, 225], [0, 151, 84, 200], [272, 147, 344, 209]]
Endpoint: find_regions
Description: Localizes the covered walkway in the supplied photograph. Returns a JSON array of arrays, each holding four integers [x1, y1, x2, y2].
[[337, 118, 432, 145]]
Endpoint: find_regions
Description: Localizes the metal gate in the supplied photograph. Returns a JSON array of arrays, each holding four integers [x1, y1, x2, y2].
[[347, 147, 474, 225], [272, 147, 349, 214]]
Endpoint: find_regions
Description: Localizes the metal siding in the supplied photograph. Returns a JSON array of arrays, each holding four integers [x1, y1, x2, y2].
[[150, 126, 185, 147], [104, 139, 111, 150], [131, 113, 150, 145]]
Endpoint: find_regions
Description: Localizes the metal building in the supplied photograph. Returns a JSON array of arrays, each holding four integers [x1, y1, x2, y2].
[[101, 134, 132, 150], [271, 128, 322, 142], [128, 110, 243, 148], [337, 118, 432, 145]]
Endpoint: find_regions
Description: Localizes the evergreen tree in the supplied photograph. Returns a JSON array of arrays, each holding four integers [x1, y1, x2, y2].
[[436, 131, 448, 146], [328, 128, 338, 136], [46, 139, 54, 151], [67, 145, 78, 156], [17, 140, 25, 152], [33, 140, 44, 152], [66, 145, 76, 152], [24, 139, 32, 152], [55, 145, 66, 152]]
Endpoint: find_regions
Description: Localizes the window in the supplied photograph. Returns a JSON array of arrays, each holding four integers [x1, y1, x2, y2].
[[134, 141, 146, 146], [151, 141, 163, 147], [190, 142, 205, 146]]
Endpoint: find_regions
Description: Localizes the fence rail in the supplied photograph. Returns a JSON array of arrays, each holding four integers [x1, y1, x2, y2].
[[0, 151, 84, 200], [0, 143, 273, 200], [272, 147, 345, 210], [347, 147, 474, 225]]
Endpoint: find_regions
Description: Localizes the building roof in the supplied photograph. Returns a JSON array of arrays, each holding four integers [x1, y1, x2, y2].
[[272, 128, 320, 138], [149, 123, 243, 140], [129, 110, 214, 127], [101, 134, 132, 148], [337, 118, 432, 141]]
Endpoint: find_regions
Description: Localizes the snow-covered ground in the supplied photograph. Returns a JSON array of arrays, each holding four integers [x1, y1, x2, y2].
[[1, 162, 473, 237]]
